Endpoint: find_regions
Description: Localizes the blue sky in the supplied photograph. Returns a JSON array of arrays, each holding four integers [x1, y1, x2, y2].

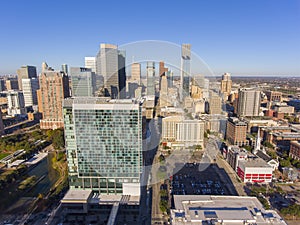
[[0, 0, 300, 76]]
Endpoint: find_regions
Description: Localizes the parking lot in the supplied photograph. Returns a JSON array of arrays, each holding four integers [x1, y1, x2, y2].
[[171, 162, 229, 196]]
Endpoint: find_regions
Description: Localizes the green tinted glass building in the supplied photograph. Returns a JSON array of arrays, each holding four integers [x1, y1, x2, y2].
[[63, 97, 143, 195]]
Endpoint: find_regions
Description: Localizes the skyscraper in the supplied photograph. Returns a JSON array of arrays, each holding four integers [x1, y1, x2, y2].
[[237, 88, 261, 117], [38, 66, 70, 129], [226, 117, 248, 146], [159, 61, 168, 77], [5, 78, 19, 90], [180, 44, 191, 101], [63, 97, 142, 195], [96, 43, 119, 99], [17, 65, 37, 90], [61, 64, 68, 75], [21, 78, 39, 107], [118, 50, 126, 99], [84, 57, 97, 73], [146, 61, 155, 96], [220, 72, 232, 96], [208, 91, 222, 114], [0, 79, 5, 92], [70, 67, 95, 97], [131, 63, 141, 84], [159, 73, 168, 107]]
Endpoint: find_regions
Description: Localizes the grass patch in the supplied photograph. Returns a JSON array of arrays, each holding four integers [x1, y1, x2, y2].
[[0, 153, 10, 160]]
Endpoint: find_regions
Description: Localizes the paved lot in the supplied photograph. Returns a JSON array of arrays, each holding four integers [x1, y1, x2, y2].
[[171, 162, 229, 196]]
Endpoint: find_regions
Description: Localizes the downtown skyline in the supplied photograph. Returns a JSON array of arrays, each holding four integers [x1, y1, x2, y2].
[[0, 0, 300, 76]]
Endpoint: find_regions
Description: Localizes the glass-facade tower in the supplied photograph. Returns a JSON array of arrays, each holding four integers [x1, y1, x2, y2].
[[180, 44, 191, 101], [63, 97, 142, 195]]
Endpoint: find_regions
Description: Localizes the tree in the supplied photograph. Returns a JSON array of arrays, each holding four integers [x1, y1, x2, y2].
[[50, 129, 65, 150], [159, 200, 168, 213], [267, 150, 277, 159], [280, 159, 291, 168], [263, 141, 274, 149]]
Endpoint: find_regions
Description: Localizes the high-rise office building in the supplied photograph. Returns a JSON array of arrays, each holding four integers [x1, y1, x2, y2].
[[63, 97, 142, 195], [237, 88, 261, 117], [220, 72, 232, 96], [22, 78, 39, 107], [146, 62, 155, 96], [5, 78, 19, 90], [85, 57, 102, 93], [0, 79, 6, 92], [70, 67, 95, 97], [38, 67, 70, 129], [159, 73, 168, 107], [131, 63, 141, 84], [0, 111, 4, 135], [61, 64, 68, 75], [208, 91, 222, 114], [159, 61, 168, 77], [84, 57, 97, 73], [118, 50, 126, 99], [7, 90, 26, 116], [226, 117, 248, 146], [17, 65, 37, 90], [96, 43, 119, 99], [180, 44, 191, 101]]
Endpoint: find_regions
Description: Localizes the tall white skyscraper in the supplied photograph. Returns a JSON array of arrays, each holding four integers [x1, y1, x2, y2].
[[21, 78, 39, 107], [84, 57, 97, 73], [180, 44, 191, 101], [96, 43, 119, 98], [147, 62, 155, 96], [237, 88, 261, 117]]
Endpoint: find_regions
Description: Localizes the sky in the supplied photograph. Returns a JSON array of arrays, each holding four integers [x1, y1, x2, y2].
[[0, 0, 300, 76]]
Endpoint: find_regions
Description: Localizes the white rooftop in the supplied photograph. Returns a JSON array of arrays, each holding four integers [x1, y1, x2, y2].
[[171, 195, 287, 225]]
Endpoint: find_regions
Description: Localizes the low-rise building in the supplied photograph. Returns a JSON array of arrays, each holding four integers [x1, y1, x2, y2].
[[290, 141, 300, 160], [60, 189, 140, 225], [171, 195, 287, 225], [226, 146, 248, 171], [237, 157, 273, 183]]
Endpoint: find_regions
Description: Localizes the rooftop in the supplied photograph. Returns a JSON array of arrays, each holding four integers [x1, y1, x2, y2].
[[61, 189, 92, 203], [239, 157, 271, 168], [171, 195, 286, 225]]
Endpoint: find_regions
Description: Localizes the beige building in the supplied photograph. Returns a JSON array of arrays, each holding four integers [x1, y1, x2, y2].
[[38, 68, 70, 129], [209, 91, 222, 114], [273, 103, 294, 115], [131, 63, 141, 84], [17, 65, 37, 90], [265, 90, 282, 102], [96, 43, 119, 98], [191, 84, 202, 99], [220, 72, 232, 96], [237, 88, 261, 117], [226, 117, 248, 146], [159, 74, 169, 107], [162, 116, 205, 148]]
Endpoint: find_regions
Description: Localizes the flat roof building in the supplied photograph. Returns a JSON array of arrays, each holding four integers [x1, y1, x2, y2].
[[226, 117, 248, 146], [63, 97, 143, 195], [171, 195, 287, 225]]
